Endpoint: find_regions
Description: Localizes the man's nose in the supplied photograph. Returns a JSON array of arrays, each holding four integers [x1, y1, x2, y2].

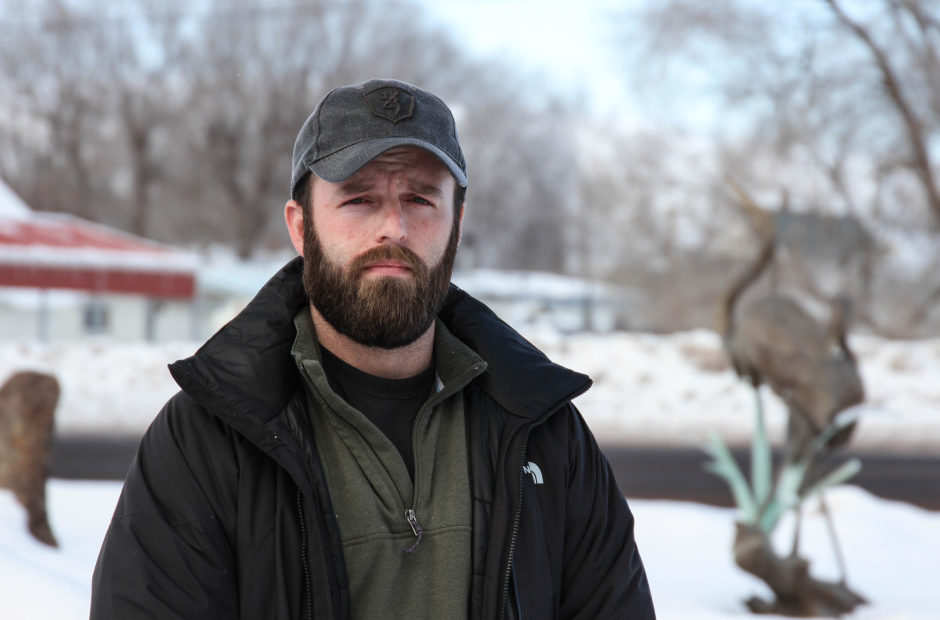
[[376, 200, 407, 242]]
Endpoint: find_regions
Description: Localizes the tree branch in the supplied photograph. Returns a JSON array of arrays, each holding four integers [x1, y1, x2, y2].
[[823, 0, 940, 224]]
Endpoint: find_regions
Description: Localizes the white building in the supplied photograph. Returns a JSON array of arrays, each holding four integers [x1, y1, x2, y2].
[[0, 178, 199, 342]]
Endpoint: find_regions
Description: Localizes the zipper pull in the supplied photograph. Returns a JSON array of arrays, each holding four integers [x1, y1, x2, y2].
[[403, 508, 423, 554]]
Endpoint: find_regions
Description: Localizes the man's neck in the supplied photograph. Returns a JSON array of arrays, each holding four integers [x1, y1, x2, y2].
[[308, 304, 435, 379]]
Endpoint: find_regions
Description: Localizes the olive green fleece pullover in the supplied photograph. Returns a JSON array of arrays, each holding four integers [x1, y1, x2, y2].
[[291, 310, 486, 619]]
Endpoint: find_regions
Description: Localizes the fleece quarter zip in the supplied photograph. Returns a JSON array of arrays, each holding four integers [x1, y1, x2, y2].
[[291, 310, 485, 619]]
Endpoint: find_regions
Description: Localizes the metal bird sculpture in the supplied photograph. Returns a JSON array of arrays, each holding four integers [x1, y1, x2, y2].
[[718, 184, 864, 465], [715, 182, 867, 616]]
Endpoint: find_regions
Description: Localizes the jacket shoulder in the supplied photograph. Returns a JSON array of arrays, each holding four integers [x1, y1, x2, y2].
[[147, 390, 239, 459], [113, 390, 245, 524]]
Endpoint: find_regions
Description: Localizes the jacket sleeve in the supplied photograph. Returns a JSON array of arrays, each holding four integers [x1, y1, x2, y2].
[[559, 405, 655, 619], [90, 393, 239, 619]]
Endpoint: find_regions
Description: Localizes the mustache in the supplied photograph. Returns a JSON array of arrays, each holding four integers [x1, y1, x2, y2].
[[349, 244, 427, 277]]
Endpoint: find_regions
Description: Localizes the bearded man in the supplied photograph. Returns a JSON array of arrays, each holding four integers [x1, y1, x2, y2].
[[91, 79, 655, 619]]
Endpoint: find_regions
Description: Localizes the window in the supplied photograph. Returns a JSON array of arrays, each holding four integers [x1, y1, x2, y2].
[[83, 299, 109, 335]]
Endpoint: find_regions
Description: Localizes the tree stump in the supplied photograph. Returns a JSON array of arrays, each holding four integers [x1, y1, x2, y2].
[[0, 371, 61, 547], [733, 522, 866, 617]]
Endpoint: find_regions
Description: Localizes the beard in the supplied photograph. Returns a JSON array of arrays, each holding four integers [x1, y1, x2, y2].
[[301, 217, 459, 349]]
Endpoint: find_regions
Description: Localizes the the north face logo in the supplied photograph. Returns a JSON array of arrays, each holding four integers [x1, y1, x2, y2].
[[522, 462, 543, 485], [364, 87, 415, 123]]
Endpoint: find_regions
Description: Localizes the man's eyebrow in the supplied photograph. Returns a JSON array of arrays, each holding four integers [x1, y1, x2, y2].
[[336, 179, 374, 195], [407, 180, 445, 197]]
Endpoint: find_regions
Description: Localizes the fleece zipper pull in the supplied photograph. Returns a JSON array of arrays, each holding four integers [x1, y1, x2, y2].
[[403, 508, 423, 554]]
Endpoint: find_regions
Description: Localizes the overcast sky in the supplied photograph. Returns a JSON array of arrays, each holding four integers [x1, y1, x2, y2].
[[420, 0, 636, 117]]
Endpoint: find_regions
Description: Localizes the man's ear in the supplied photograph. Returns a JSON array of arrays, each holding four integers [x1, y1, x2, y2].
[[456, 202, 465, 245], [285, 199, 305, 255]]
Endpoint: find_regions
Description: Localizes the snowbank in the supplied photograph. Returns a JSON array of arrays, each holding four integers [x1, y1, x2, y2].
[[2, 329, 937, 452], [1, 482, 936, 619]]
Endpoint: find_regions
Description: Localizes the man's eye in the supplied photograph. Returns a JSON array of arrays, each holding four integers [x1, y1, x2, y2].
[[411, 196, 432, 206], [344, 197, 366, 205]]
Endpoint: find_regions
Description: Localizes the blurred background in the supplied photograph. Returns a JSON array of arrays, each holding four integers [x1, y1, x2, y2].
[[2, 0, 938, 340], [1, 1, 939, 616]]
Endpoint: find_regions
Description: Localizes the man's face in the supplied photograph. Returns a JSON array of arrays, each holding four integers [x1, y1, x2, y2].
[[301, 147, 462, 349]]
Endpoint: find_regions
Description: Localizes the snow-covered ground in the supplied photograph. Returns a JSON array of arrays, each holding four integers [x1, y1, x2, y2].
[[1, 481, 937, 619], [2, 328, 938, 452], [1, 326, 938, 617]]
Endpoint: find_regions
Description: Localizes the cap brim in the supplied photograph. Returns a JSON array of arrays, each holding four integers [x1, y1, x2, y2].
[[309, 138, 468, 188]]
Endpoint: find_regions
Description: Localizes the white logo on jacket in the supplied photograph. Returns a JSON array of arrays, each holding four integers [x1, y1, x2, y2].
[[522, 461, 543, 485]]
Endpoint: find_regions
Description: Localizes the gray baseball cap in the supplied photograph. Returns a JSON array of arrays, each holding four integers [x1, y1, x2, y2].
[[290, 78, 468, 197]]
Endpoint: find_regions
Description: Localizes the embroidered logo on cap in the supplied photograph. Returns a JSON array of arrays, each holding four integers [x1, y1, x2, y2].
[[364, 86, 415, 123]]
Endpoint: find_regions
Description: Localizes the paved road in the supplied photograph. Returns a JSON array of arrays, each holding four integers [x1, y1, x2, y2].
[[604, 444, 940, 511], [51, 436, 940, 511]]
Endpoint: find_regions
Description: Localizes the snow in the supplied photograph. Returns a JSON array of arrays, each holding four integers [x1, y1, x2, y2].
[[453, 268, 624, 300], [0, 481, 120, 618], [634, 486, 940, 619], [0, 177, 31, 220], [2, 481, 937, 618], [0, 242, 198, 272], [3, 328, 937, 452], [0, 212, 200, 273], [1, 307, 939, 617], [535, 329, 940, 453]]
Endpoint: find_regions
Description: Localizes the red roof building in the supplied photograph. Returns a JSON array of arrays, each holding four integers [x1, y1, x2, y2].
[[0, 179, 197, 299]]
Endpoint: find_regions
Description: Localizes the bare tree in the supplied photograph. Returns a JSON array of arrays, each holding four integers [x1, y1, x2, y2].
[[625, 0, 939, 223], [823, 0, 940, 222], [0, 1, 106, 220], [107, 2, 190, 237], [0, 0, 190, 236], [458, 94, 577, 272], [616, 0, 940, 335], [0, 0, 579, 266]]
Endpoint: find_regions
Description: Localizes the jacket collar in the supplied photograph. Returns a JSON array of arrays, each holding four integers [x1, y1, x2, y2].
[[439, 285, 591, 420], [169, 257, 591, 429], [169, 257, 307, 432]]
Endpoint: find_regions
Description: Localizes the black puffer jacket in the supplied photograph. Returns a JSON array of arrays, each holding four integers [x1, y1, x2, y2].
[[91, 258, 654, 619]]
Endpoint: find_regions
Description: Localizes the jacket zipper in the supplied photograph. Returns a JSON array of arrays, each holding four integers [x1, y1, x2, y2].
[[403, 508, 424, 554], [497, 429, 532, 620], [405, 363, 485, 556], [296, 489, 313, 620], [496, 386, 590, 620], [403, 397, 433, 555]]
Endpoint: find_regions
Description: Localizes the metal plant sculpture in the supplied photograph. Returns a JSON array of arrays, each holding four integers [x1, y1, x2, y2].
[[710, 183, 867, 616]]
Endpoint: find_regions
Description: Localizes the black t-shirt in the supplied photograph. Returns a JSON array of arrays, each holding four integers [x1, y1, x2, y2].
[[319, 346, 435, 481]]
